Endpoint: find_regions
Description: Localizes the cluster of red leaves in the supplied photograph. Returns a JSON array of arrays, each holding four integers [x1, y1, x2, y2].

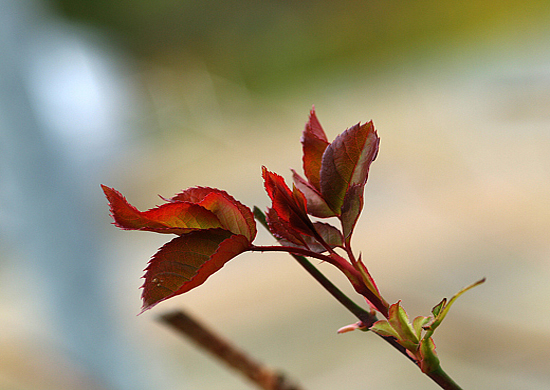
[[102, 186, 256, 311], [265, 108, 379, 253], [103, 108, 380, 312]]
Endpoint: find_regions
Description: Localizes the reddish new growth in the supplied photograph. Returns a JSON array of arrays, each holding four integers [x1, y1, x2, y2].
[[102, 185, 256, 312], [103, 107, 484, 389], [103, 108, 382, 313]]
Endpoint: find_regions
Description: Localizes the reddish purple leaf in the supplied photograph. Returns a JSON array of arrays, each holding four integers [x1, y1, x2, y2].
[[262, 167, 316, 237], [266, 207, 343, 253], [265, 208, 308, 247], [340, 184, 364, 240], [293, 221, 344, 253], [291, 169, 335, 218], [301, 108, 330, 190], [319, 121, 379, 217], [313, 222, 344, 249], [141, 229, 250, 312], [102, 185, 222, 234], [169, 187, 256, 241]]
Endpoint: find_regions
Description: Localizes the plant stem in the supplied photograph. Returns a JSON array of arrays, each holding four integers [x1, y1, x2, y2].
[[289, 252, 374, 326], [284, 252, 416, 365], [249, 244, 339, 266], [160, 310, 303, 390], [426, 367, 464, 390], [253, 207, 464, 389], [250, 244, 389, 317]]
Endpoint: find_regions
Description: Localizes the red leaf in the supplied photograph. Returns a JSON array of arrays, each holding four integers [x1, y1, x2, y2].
[[290, 221, 344, 253], [169, 187, 256, 241], [262, 167, 316, 237], [319, 121, 379, 216], [102, 185, 222, 234], [291, 169, 335, 218], [340, 184, 364, 240], [140, 229, 250, 312], [265, 208, 308, 247], [266, 207, 343, 253], [168, 187, 216, 203], [313, 222, 344, 249], [301, 108, 330, 190]]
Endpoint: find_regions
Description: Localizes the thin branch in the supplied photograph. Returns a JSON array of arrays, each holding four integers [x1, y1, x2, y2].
[[252, 208, 412, 362], [249, 244, 389, 316], [290, 252, 373, 324], [252, 207, 464, 389], [426, 367, 464, 390], [284, 252, 416, 365], [160, 310, 303, 390]]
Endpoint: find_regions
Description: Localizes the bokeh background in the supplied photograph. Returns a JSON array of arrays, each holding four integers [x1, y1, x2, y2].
[[1, 0, 550, 389]]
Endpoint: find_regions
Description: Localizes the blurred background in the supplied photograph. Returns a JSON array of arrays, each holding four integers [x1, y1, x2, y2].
[[1, 0, 549, 389]]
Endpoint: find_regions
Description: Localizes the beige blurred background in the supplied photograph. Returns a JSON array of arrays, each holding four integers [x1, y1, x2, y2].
[[1, 1, 549, 389]]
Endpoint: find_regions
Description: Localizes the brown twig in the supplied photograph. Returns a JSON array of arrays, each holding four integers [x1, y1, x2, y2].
[[160, 310, 304, 390]]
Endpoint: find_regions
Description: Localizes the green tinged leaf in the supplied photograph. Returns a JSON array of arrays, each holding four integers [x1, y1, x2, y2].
[[424, 278, 486, 333], [370, 301, 423, 353], [419, 337, 440, 374], [388, 301, 419, 351], [369, 320, 400, 339], [412, 316, 431, 340], [431, 298, 446, 317]]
